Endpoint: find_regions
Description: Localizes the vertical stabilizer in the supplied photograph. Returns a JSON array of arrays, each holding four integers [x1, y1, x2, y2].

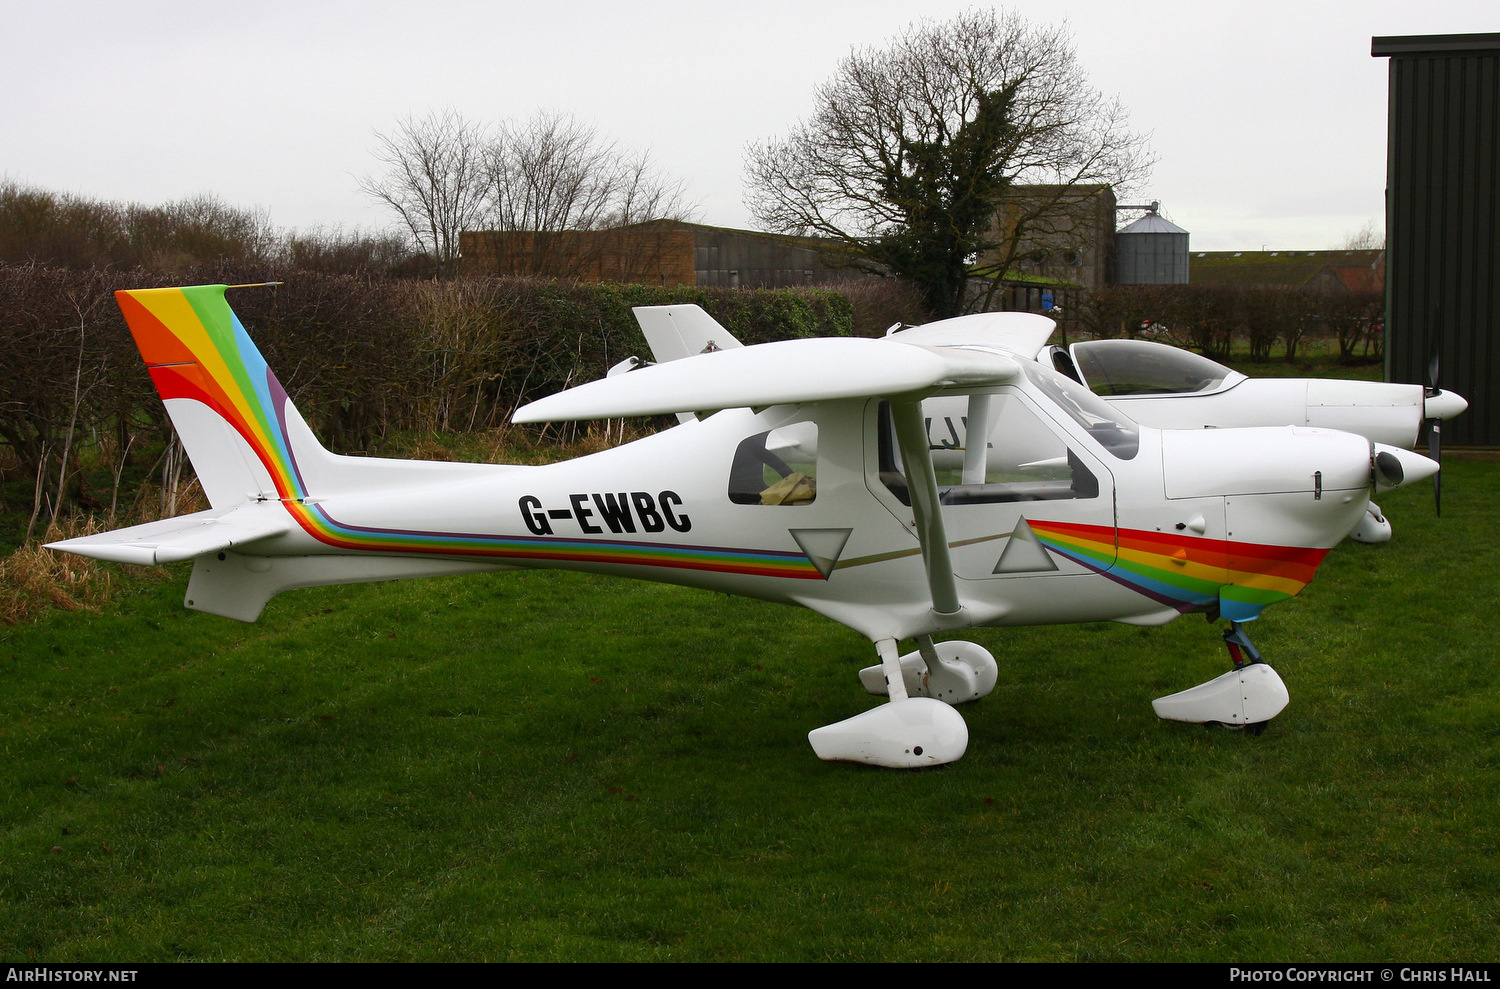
[[633, 305, 744, 363], [116, 285, 333, 508]]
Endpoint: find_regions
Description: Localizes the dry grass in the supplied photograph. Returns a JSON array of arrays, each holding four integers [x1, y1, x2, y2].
[[0, 429, 654, 624], [1, 477, 201, 624], [0, 518, 117, 624]]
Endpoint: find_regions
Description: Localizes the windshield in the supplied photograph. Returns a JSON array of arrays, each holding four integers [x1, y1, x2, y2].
[[1072, 339, 1236, 396], [1021, 362, 1139, 460]]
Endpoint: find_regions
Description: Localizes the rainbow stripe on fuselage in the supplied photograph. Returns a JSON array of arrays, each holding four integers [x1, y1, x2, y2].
[[1028, 519, 1327, 622]]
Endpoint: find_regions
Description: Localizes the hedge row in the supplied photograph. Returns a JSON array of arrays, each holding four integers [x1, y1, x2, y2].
[[1078, 284, 1383, 363], [0, 265, 862, 526]]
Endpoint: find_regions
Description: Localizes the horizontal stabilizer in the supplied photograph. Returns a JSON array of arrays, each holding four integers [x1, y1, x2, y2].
[[45, 504, 292, 566], [514, 337, 1020, 422]]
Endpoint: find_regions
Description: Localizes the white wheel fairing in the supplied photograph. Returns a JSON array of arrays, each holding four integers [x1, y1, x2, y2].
[[858, 640, 999, 705], [808, 698, 969, 768], [1152, 663, 1289, 728]]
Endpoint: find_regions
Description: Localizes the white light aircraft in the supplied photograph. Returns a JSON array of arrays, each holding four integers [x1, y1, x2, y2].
[[49, 286, 1442, 768], [640, 314, 1466, 545], [1042, 338, 1465, 541]]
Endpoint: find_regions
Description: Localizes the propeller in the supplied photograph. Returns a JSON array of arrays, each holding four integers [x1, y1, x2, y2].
[[1425, 342, 1442, 515]]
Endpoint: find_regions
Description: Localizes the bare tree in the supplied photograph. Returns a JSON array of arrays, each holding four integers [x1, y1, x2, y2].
[[359, 110, 492, 278], [1323, 290, 1384, 362], [476, 110, 694, 280], [488, 111, 620, 235], [745, 9, 1151, 318], [281, 225, 418, 278], [3, 182, 277, 272], [1337, 219, 1386, 251], [124, 194, 278, 272]]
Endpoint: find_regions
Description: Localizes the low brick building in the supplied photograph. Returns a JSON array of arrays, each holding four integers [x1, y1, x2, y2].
[[459, 220, 857, 287]]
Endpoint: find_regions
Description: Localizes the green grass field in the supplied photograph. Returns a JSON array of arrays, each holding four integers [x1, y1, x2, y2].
[[1, 459, 1495, 961]]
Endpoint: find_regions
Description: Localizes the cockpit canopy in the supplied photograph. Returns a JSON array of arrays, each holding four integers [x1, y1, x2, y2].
[[1056, 339, 1246, 398]]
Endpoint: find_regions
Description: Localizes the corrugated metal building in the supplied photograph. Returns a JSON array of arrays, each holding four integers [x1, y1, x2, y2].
[[1373, 33, 1499, 446]]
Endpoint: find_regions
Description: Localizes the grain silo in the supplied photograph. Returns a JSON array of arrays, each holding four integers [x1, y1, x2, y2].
[[1114, 209, 1190, 284]]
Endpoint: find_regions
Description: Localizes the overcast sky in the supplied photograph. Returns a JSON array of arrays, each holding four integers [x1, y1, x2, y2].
[[4, 1, 1494, 252]]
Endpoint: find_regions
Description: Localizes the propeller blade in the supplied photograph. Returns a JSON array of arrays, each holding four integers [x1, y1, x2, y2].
[[1427, 304, 1443, 391], [1425, 309, 1444, 516], [1430, 420, 1442, 517]]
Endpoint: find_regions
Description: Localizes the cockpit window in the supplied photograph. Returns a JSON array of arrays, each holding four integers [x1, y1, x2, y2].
[[1021, 362, 1140, 460], [728, 422, 818, 505], [1072, 339, 1235, 396]]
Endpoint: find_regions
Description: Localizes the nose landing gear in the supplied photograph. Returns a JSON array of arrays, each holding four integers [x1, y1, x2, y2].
[[1152, 621, 1288, 734]]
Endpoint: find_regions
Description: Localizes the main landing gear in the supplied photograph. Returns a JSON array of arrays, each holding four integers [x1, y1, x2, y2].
[[1151, 621, 1289, 734], [807, 637, 999, 768]]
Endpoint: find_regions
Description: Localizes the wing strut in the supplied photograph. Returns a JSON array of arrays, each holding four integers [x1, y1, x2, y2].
[[889, 399, 963, 617], [962, 393, 992, 484]]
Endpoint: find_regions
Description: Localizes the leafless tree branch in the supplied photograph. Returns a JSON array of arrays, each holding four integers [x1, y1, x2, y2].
[[359, 109, 493, 278], [744, 8, 1153, 317]]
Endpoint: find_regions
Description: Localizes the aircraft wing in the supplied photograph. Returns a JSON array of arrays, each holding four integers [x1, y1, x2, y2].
[[514, 337, 1021, 422], [888, 311, 1056, 358], [45, 503, 293, 565]]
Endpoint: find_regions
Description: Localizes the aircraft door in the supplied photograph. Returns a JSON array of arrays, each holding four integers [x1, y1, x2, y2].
[[872, 391, 1118, 583]]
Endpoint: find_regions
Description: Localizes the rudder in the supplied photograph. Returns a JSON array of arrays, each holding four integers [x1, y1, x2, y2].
[[117, 285, 331, 509]]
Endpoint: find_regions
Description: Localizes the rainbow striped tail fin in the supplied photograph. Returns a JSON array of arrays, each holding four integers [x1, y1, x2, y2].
[[47, 285, 504, 621], [115, 284, 333, 508]]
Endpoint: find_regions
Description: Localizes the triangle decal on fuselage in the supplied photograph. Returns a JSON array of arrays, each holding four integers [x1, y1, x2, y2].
[[789, 528, 854, 580], [993, 517, 1059, 574]]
